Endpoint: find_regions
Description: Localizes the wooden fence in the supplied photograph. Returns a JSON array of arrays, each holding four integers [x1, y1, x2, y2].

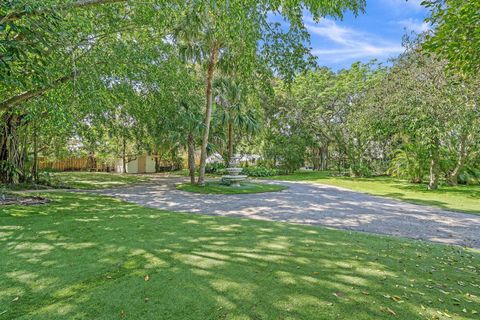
[[38, 157, 112, 172], [37, 155, 186, 172]]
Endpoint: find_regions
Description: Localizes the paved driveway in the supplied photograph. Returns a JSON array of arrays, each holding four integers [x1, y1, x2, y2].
[[97, 176, 480, 249]]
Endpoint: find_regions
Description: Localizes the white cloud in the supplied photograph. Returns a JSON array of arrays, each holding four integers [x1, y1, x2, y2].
[[398, 18, 430, 33], [307, 19, 404, 64]]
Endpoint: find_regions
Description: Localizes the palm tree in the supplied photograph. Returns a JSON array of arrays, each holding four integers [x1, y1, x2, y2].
[[173, 9, 223, 185], [179, 101, 203, 184], [213, 77, 260, 166]]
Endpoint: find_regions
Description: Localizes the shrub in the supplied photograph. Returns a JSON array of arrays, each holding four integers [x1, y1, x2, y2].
[[0, 160, 21, 184], [242, 166, 280, 177], [458, 167, 480, 185], [36, 171, 69, 188], [387, 145, 429, 183], [204, 162, 226, 174], [349, 163, 373, 178]]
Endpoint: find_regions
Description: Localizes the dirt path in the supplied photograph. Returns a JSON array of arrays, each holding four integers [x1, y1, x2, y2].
[[97, 176, 480, 249]]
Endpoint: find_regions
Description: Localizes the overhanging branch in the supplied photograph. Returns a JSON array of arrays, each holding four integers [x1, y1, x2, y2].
[[0, 71, 77, 112]]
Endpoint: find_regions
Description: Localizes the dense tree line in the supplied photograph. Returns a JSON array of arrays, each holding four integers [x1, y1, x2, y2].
[[263, 40, 479, 189]]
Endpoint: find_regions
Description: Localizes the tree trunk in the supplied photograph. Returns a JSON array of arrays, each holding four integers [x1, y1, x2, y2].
[[32, 121, 38, 182], [87, 153, 96, 172], [187, 132, 196, 184], [322, 145, 329, 170], [154, 151, 159, 172], [428, 138, 440, 190], [198, 44, 219, 186], [0, 113, 24, 184], [312, 146, 321, 170], [447, 134, 468, 186], [227, 120, 234, 166], [122, 135, 127, 174], [319, 147, 323, 170]]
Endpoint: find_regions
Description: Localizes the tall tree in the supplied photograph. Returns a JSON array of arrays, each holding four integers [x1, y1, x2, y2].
[[174, 0, 366, 185]]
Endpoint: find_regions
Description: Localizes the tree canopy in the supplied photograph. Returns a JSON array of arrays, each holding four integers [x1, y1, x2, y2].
[[423, 0, 480, 74]]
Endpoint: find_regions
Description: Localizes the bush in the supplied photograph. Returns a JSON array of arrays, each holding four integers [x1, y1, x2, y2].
[[0, 160, 21, 184], [242, 166, 280, 177], [349, 163, 373, 178], [35, 171, 69, 188], [458, 167, 480, 185], [387, 145, 429, 183], [204, 162, 226, 174]]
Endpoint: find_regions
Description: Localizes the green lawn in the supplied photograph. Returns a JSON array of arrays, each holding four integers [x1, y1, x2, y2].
[[51, 172, 149, 189], [268, 171, 480, 214], [177, 181, 287, 194], [1, 194, 479, 319]]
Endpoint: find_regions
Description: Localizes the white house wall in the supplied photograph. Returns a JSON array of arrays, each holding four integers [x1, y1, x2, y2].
[[146, 156, 156, 173], [127, 159, 138, 173], [115, 155, 166, 173]]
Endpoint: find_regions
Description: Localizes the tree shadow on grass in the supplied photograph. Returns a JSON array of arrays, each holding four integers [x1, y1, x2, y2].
[[397, 183, 480, 198], [0, 193, 479, 319], [379, 192, 458, 211], [390, 184, 480, 214]]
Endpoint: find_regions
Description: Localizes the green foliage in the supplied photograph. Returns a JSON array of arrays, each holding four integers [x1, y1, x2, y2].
[[0, 160, 21, 184], [423, 0, 480, 74], [241, 166, 280, 177], [348, 163, 373, 178], [388, 144, 429, 183], [204, 162, 226, 174], [458, 167, 480, 185], [263, 62, 386, 177], [359, 38, 480, 188], [263, 134, 306, 174]]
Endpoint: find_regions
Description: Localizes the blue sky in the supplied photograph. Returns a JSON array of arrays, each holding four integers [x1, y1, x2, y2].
[[306, 0, 430, 70]]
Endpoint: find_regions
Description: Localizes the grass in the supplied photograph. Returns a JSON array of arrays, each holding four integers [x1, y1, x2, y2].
[[3, 172, 150, 191], [2, 182, 56, 192], [51, 172, 150, 190], [1, 193, 479, 319], [176, 181, 287, 194], [268, 171, 480, 214]]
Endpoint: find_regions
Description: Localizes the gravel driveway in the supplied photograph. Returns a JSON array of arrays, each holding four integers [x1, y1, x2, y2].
[[97, 176, 480, 249]]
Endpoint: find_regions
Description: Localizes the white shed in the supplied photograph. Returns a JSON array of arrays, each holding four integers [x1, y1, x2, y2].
[[115, 154, 156, 173]]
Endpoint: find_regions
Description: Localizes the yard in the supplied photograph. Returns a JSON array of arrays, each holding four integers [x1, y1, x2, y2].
[[2, 1, 479, 319], [1, 192, 479, 319]]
